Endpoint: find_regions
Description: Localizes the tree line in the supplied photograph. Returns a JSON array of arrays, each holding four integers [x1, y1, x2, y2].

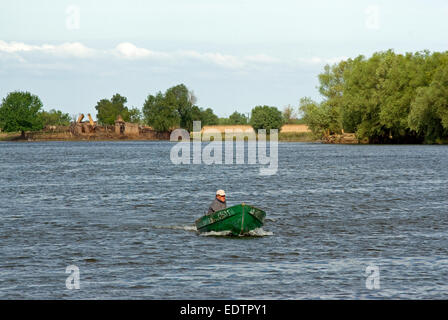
[[0, 83, 295, 137], [300, 50, 448, 144], [101, 84, 288, 132]]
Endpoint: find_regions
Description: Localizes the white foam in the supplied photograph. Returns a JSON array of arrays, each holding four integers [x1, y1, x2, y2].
[[154, 225, 197, 232], [247, 228, 274, 237], [199, 228, 273, 237], [199, 230, 233, 237]]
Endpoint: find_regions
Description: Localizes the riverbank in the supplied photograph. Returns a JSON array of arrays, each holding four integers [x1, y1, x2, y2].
[[321, 133, 361, 144], [0, 123, 319, 143], [0, 131, 319, 142]]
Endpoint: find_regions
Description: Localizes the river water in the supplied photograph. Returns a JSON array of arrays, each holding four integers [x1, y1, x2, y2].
[[0, 141, 447, 299]]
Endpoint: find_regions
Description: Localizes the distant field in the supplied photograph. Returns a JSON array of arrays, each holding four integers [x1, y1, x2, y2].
[[280, 124, 310, 133], [201, 125, 254, 133], [200, 124, 315, 142]]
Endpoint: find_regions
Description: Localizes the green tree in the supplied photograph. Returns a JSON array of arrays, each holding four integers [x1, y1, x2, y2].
[[249, 105, 284, 131], [300, 50, 448, 143], [190, 105, 203, 124], [143, 84, 215, 131], [409, 64, 448, 143], [374, 51, 432, 141], [0, 91, 44, 138], [342, 54, 384, 140], [143, 84, 200, 132], [95, 93, 130, 125], [164, 84, 196, 131], [228, 111, 248, 124], [200, 108, 219, 125], [180, 105, 218, 127], [317, 59, 349, 132], [39, 109, 71, 126], [282, 105, 297, 124], [218, 117, 231, 125], [143, 92, 180, 131], [128, 107, 143, 124], [299, 97, 337, 137]]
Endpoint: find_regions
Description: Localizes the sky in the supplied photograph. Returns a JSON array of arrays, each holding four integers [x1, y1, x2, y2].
[[1, 0, 448, 118]]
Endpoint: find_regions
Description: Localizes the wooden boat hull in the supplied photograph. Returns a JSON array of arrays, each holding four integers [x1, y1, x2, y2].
[[195, 204, 266, 236]]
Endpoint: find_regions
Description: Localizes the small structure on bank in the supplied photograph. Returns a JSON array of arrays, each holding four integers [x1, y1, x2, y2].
[[67, 114, 169, 140], [114, 115, 140, 136], [70, 113, 96, 135], [115, 115, 125, 135]]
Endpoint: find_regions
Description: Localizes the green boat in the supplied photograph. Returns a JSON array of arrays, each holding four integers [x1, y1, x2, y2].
[[195, 203, 266, 236]]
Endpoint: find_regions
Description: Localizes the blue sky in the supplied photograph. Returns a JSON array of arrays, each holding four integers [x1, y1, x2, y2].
[[1, 0, 448, 118]]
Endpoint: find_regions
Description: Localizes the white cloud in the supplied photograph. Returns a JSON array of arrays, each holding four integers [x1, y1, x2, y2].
[[0, 40, 95, 58], [0, 40, 272, 69], [111, 44, 246, 69], [201, 52, 245, 69], [50, 42, 95, 58], [0, 40, 349, 71], [113, 42, 169, 60], [0, 40, 37, 53]]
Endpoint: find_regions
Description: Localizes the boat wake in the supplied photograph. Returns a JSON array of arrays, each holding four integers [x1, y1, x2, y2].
[[153, 225, 274, 237], [153, 225, 198, 232], [153, 225, 273, 237], [246, 228, 274, 237], [200, 228, 274, 237]]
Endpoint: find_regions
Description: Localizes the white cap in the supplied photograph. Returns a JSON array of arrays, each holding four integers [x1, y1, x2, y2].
[[216, 189, 226, 196]]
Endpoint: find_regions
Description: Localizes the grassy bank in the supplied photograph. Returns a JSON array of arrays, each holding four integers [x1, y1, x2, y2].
[[0, 132, 22, 141], [278, 132, 317, 142]]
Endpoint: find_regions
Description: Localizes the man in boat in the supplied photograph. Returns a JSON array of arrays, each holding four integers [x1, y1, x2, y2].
[[206, 189, 227, 215]]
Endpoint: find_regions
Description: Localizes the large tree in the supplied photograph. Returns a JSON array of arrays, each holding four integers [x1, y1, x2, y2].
[[250, 105, 284, 131], [300, 50, 448, 143], [0, 91, 44, 138], [95, 93, 130, 125], [143, 92, 180, 132], [164, 84, 196, 131], [143, 84, 214, 131]]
